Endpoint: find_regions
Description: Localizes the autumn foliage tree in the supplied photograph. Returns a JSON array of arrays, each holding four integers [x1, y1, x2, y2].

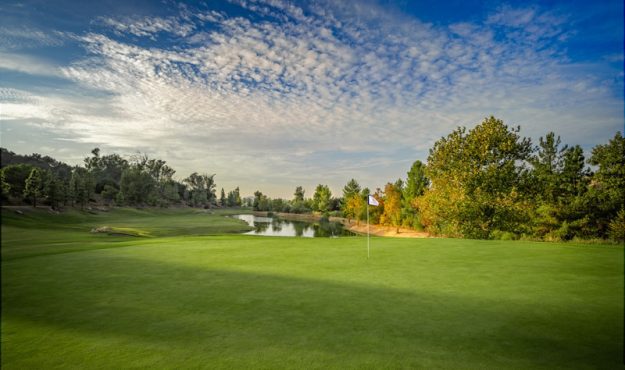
[[422, 116, 532, 238]]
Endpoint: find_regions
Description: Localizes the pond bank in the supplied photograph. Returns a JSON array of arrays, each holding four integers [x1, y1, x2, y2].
[[252, 211, 430, 238]]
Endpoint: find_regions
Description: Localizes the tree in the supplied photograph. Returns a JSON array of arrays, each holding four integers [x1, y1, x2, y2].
[[343, 193, 365, 223], [234, 187, 242, 206], [120, 167, 156, 205], [530, 132, 567, 203], [1, 170, 11, 201], [423, 116, 532, 238], [44, 172, 63, 209], [220, 188, 226, 206], [293, 186, 305, 202], [381, 182, 402, 232], [312, 184, 332, 215], [184, 173, 216, 207], [101, 184, 119, 205], [291, 186, 307, 213], [342, 179, 361, 200], [1, 163, 36, 199], [586, 131, 625, 238], [401, 160, 429, 229], [253, 191, 264, 211], [341, 179, 361, 217], [404, 161, 428, 199], [24, 168, 43, 207]]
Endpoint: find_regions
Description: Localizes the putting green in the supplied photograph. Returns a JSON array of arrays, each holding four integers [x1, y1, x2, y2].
[[1, 208, 623, 368]]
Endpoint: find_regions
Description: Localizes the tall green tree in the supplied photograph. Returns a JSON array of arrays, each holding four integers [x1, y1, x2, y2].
[[312, 184, 332, 215], [44, 172, 63, 209], [529, 132, 567, 203], [24, 168, 43, 207], [401, 160, 429, 229], [422, 116, 532, 238], [587, 131, 625, 238], [253, 191, 264, 211], [120, 167, 156, 206], [342, 179, 361, 200], [341, 179, 361, 217], [1, 163, 35, 199], [184, 173, 216, 207], [1, 170, 11, 201], [293, 186, 305, 202]]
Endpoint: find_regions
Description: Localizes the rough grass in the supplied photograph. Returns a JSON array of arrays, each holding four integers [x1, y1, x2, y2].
[[1, 207, 623, 369]]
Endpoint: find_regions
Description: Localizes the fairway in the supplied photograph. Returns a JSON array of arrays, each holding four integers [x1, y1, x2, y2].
[[1, 209, 623, 369]]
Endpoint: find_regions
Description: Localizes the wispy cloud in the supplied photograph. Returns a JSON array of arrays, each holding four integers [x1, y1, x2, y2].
[[1, 0, 622, 196], [0, 51, 62, 77], [0, 26, 67, 49]]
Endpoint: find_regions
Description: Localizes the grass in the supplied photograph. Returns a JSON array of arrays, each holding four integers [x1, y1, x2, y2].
[[1, 207, 623, 369]]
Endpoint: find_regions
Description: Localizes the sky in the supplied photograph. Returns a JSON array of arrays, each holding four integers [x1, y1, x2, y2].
[[0, 0, 623, 198]]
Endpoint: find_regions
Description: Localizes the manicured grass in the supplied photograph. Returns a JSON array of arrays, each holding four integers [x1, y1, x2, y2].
[[1, 208, 623, 368], [1, 207, 252, 260]]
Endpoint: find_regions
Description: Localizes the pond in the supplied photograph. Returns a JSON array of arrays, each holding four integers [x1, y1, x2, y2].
[[232, 214, 356, 238]]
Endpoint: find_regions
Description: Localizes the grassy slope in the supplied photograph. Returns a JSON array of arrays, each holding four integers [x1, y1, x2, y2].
[[1, 207, 252, 260], [1, 208, 623, 369]]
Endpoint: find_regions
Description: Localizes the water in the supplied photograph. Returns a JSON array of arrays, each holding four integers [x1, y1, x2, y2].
[[232, 214, 356, 238]]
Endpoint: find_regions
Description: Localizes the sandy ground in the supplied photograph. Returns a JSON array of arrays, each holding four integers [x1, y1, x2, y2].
[[344, 222, 430, 238]]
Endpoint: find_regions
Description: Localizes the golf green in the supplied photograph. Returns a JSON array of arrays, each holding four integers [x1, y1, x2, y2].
[[1, 208, 623, 368]]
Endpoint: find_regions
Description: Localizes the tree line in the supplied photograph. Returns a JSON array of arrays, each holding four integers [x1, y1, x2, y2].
[[0, 148, 242, 209], [1, 116, 623, 242], [250, 117, 624, 242]]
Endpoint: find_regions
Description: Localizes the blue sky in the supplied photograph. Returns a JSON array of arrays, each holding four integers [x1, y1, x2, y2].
[[0, 0, 623, 198]]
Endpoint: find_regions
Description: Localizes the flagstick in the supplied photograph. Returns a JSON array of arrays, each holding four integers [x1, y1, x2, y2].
[[367, 202, 370, 259]]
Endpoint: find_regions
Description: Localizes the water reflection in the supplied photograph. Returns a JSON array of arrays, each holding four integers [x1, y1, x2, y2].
[[233, 214, 355, 238]]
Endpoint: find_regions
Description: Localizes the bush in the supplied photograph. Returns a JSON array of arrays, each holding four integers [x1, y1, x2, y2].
[[490, 230, 517, 241], [553, 221, 572, 241], [608, 208, 625, 242]]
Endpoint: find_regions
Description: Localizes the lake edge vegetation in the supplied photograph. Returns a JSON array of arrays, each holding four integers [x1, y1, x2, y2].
[[2, 116, 623, 242]]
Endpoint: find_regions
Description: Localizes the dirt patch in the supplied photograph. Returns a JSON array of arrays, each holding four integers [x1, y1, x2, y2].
[[345, 222, 430, 238]]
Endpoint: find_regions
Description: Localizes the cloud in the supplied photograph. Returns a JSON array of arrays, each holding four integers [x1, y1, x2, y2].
[[0, 51, 62, 77], [0, 27, 67, 49], [1, 0, 622, 197]]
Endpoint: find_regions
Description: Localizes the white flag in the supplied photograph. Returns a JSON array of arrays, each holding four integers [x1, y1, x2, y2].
[[368, 195, 379, 206]]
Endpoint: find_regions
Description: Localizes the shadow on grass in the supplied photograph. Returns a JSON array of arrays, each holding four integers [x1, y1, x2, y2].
[[2, 253, 622, 368]]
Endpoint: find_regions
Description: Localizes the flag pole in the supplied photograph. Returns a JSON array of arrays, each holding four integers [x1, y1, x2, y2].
[[367, 201, 370, 259]]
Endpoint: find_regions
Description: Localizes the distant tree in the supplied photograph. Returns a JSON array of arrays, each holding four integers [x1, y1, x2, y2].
[[530, 132, 567, 203], [1, 148, 73, 181], [293, 186, 305, 202], [184, 173, 216, 207], [227, 189, 236, 207], [401, 161, 429, 229], [381, 182, 402, 232], [367, 188, 385, 224], [44, 172, 63, 209], [120, 167, 156, 206], [24, 168, 43, 207], [404, 161, 429, 199], [341, 179, 361, 217], [312, 184, 332, 215], [1, 170, 11, 201], [291, 186, 308, 213], [101, 184, 119, 205], [342, 179, 361, 200], [344, 193, 364, 223], [234, 187, 242, 206], [586, 131, 625, 238], [1, 163, 36, 199], [220, 188, 226, 206], [253, 191, 263, 211]]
